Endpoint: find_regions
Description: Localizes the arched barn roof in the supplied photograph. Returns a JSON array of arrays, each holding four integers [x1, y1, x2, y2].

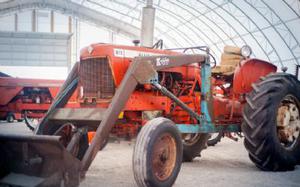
[[1, 0, 300, 72]]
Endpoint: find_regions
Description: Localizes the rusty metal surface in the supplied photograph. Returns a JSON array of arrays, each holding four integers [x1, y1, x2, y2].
[[49, 108, 106, 122], [80, 58, 115, 99], [151, 133, 177, 181], [277, 96, 300, 148]]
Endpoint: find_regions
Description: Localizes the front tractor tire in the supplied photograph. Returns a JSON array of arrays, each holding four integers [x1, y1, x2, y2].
[[133, 117, 183, 187], [242, 73, 300, 171]]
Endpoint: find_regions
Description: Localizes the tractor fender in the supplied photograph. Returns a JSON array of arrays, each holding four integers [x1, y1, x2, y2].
[[233, 58, 277, 94]]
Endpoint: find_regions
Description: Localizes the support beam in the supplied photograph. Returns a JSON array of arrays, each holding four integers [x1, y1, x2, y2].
[[68, 16, 72, 33], [32, 9, 36, 32], [0, 0, 139, 39], [14, 13, 17, 31], [109, 31, 114, 44], [50, 10, 54, 32]]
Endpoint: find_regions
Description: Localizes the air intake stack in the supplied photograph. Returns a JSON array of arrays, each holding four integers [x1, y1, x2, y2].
[[140, 0, 156, 47]]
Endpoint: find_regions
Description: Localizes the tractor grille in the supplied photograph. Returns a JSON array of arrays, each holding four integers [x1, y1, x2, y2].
[[79, 58, 115, 99]]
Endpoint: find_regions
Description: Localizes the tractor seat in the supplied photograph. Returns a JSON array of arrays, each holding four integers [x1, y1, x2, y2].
[[212, 46, 245, 76]]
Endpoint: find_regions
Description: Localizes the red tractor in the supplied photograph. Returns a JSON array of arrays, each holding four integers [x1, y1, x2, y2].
[[0, 44, 299, 187]]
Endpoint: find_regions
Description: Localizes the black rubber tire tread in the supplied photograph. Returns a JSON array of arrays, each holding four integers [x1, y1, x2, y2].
[[6, 114, 14, 123], [242, 73, 300, 171], [182, 133, 209, 162], [133, 117, 183, 187], [207, 132, 223, 146]]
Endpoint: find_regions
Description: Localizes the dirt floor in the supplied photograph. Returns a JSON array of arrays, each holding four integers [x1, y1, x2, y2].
[[0, 122, 300, 187]]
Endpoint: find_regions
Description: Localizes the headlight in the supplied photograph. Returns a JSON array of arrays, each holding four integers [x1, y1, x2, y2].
[[241, 45, 252, 58]]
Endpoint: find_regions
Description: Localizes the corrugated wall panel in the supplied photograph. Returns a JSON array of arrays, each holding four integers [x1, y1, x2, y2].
[[0, 31, 71, 67]]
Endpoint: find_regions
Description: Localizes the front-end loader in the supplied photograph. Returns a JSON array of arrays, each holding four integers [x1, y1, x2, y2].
[[0, 44, 299, 187]]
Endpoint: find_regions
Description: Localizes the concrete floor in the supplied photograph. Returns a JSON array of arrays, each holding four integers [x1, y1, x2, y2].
[[0, 121, 300, 187]]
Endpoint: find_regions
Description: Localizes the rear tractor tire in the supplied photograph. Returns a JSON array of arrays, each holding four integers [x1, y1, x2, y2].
[[242, 73, 300, 171], [207, 132, 223, 146], [133, 117, 183, 187], [182, 133, 209, 162]]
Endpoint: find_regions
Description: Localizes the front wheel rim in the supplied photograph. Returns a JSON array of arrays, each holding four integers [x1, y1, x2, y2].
[[151, 133, 177, 181]]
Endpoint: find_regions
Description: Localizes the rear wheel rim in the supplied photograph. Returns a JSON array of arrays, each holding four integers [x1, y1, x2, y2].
[[151, 133, 177, 181], [277, 95, 300, 150]]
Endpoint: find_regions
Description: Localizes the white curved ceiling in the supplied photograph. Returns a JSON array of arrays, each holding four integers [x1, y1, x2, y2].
[[76, 0, 300, 72], [1, 0, 300, 72]]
